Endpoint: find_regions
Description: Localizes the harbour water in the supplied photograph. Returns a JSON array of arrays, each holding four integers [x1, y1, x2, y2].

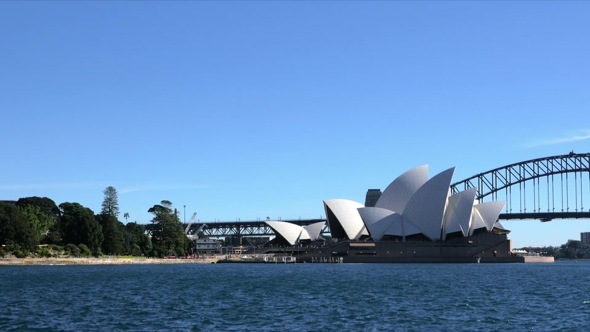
[[1, 261, 589, 331]]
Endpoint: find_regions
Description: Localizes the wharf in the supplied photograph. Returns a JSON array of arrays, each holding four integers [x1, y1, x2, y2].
[[523, 256, 554, 263]]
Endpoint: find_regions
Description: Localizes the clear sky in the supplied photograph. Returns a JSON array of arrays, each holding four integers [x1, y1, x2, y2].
[[2, 1, 590, 248]]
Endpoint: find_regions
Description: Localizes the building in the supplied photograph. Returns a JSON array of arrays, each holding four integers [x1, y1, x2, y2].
[[364, 189, 382, 207], [303, 165, 518, 263], [581, 232, 590, 246], [323, 165, 508, 242], [194, 239, 221, 255]]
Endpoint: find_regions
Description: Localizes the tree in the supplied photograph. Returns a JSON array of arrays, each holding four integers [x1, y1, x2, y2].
[[0, 202, 38, 253], [97, 214, 124, 255], [148, 200, 189, 257], [123, 212, 130, 223], [16, 196, 60, 243], [59, 202, 103, 255], [559, 240, 585, 259], [123, 222, 152, 256], [101, 186, 119, 218], [16, 197, 61, 219], [539, 246, 559, 257], [20, 204, 54, 244]]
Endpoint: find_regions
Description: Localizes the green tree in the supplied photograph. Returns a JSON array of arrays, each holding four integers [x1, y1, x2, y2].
[[20, 205, 54, 244], [123, 222, 152, 256], [78, 243, 92, 257], [540, 246, 560, 258], [16, 197, 61, 243], [148, 200, 188, 257], [560, 240, 581, 259], [97, 214, 124, 255], [0, 202, 38, 252], [65, 243, 81, 257], [101, 186, 119, 218], [123, 212, 130, 223], [59, 202, 104, 255], [16, 197, 61, 219]]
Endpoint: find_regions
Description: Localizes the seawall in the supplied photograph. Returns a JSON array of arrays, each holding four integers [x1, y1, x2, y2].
[[0, 257, 218, 266]]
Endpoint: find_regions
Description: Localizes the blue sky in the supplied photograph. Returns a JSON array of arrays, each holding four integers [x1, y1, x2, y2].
[[1, 1, 589, 247]]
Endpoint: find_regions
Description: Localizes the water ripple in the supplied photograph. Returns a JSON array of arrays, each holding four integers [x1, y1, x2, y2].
[[1, 262, 590, 331]]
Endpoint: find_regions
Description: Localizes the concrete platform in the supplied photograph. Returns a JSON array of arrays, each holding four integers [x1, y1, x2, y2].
[[523, 256, 554, 263]]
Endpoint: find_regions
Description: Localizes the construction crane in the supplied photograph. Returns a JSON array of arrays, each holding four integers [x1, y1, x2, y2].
[[185, 212, 197, 235], [185, 212, 207, 240]]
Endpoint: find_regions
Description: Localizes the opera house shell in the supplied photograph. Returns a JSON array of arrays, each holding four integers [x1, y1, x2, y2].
[[299, 165, 521, 263], [265, 221, 325, 246], [324, 166, 508, 242]]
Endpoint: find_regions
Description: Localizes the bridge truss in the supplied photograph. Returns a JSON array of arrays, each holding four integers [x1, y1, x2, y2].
[[450, 152, 590, 221], [184, 219, 329, 240]]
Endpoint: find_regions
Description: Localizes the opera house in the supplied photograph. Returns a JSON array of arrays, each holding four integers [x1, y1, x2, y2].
[[266, 165, 521, 263]]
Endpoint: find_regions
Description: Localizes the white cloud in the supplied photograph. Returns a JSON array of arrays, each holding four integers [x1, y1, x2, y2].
[[525, 129, 590, 147]]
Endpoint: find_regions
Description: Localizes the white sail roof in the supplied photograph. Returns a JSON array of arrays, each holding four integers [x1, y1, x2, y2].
[[403, 167, 455, 241], [375, 165, 428, 214], [266, 221, 303, 245], [395, 218, 423, 237], [300, 221, 325, 241], [324, 199, 368, 240], [323, 165, 509, 243], [266, 221, 325, 245], [358, 207, 401, 241], [470, 209, 486, 235], [473, 201, 505, 232], [442, 188, 477, 239]]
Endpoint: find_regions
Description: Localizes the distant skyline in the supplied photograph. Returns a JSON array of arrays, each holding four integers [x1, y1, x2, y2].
[[2, 1, 590, 247]]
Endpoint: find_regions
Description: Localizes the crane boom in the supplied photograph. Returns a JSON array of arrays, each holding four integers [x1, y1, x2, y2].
[[185, 212, 198, 234]]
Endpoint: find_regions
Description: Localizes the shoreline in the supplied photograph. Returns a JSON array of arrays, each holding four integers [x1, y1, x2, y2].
[[0, 256, 219, 266]]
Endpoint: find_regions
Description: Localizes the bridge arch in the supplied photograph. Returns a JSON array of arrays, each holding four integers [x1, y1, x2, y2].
[[450, 152, 590, 220]]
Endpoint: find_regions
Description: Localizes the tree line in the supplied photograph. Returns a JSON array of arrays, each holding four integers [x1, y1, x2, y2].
[[0, 186, 190, 258], [524, 241, 590, 259]]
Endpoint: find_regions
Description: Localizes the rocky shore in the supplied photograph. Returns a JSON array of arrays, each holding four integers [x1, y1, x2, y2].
[[0, 256, 218, 265]]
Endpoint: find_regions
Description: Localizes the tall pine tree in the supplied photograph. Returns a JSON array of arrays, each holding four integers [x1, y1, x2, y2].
[[99, 186, 123, 255], [101, 186, 119, 218]]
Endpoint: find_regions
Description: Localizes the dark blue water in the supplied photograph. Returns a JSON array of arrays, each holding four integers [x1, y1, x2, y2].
[[1, 261, 589, 331]]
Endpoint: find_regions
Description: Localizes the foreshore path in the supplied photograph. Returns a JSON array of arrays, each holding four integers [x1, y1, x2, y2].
[[0, 257, 219, 266]]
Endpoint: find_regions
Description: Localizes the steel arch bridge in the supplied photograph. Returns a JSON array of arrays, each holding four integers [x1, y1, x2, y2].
[[166, 152, 590, 239], [450, 152, 590, 221]]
